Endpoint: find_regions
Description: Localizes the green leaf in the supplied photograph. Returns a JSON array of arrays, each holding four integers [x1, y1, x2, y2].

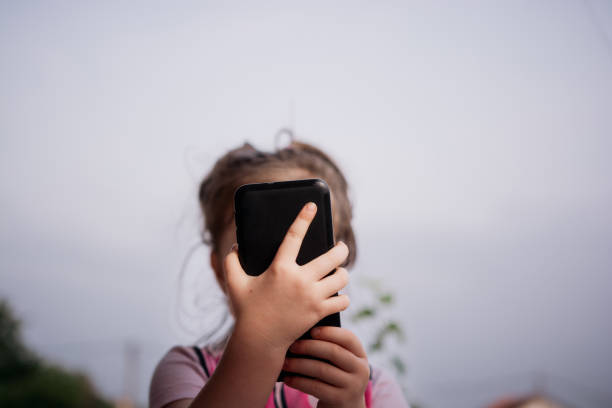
[[369, 340, 382, 353], [379, 293, 393, 305], [351, 307, 376, 322], [391, 356, 406, 375], [385, 321, 405, 341]]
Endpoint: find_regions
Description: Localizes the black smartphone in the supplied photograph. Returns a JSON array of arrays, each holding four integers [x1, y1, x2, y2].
[[234, 178, 341, 381]]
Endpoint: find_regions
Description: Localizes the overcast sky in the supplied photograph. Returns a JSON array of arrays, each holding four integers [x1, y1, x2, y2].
[[1, 1, 612, 407]]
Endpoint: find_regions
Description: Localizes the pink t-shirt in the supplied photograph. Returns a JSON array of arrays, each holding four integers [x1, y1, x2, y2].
[[149, 345, 410, 408]]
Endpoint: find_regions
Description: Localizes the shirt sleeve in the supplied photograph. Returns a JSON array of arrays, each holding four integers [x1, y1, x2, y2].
[[149, 346, 208, 408], [370, 366, 410, 408]]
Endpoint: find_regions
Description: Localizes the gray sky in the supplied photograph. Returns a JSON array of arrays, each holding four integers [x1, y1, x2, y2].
[[1, 1, 612, 406]]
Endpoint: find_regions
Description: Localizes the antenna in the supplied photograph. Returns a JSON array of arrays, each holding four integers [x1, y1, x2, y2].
[[116, 341, 140, 408], [288, 98, 296, 132]]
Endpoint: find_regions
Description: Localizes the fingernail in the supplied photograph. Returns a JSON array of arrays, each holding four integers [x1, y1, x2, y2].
[[311, 327, 321, 337], [230, 243, 238, 252], [305, 202, 316, 212]]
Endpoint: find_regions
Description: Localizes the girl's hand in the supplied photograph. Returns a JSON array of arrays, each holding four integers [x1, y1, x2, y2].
[[224, 202, 350, 352], [282, 326, 370, 408]]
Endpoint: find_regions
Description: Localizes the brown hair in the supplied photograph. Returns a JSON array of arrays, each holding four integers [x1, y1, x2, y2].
[[198, 133, 357, 268]]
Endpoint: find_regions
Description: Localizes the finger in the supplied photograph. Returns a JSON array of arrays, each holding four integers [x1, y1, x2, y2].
[[223, 244, 248, 295], [310, 326, 367, 358], [274, 202, 317, 263], [304, 241, 349, 280], [320, 294, 350, 318], [289, 339, 361, 373], [283, 357, 351, 387], [316, 267, 349, 298], [284, 375, 340, 402]]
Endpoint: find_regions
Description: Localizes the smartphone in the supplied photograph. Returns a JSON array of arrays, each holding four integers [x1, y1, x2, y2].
[[234, 178, 341, 380]]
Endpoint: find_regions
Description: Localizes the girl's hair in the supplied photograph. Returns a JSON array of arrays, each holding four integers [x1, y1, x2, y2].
[[198, 133, 357, 268]]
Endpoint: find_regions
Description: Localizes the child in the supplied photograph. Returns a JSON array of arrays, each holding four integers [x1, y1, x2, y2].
[[149, 137, 409, 408]]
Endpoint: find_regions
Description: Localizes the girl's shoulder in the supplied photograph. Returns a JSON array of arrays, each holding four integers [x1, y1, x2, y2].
[[149, 345, 221, 408]]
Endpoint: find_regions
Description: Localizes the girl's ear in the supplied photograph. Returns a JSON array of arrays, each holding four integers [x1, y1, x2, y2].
[[210, 251, 228, 295]]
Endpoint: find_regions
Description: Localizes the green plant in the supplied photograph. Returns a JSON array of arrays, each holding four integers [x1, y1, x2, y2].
[[351, 278, 426, 407], [351, 278, 406, 370], [0, 299, 113, 408]]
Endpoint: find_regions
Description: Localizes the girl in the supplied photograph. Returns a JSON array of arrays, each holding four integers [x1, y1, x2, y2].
[[150, 136, 409, 408]]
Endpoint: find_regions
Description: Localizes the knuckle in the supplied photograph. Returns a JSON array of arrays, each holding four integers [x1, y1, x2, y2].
[[316, 325, 329, 337], [337, 268, 349, 286], [271, 260, 287, 274], [360, 360, 370, 377], [294, 275, 308, 291], [286, 227, 301, 240], [340, 295, 350, 310], [298, 211, 310, 221], [284, 359, 293, 370], [329, 242, 348, 264], [299, 206, 315, 220], [312, 381, 324, 397], [313, 300, 326, 317], [328, 391, 342, 405], [346, 330, 359, 344], [318, 299, 332, 318], [318, 362, 331, 379], [330, 344, 343, 362], [294, 341, 306, 354], [223, 252, 234, 268], [330, 246, 345, 265]]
